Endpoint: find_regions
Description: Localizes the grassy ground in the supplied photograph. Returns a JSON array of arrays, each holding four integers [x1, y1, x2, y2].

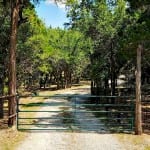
[[117, 134, 150, 150], [0, 96, 46, 150], [0, 83, 89, 150], [0, 127, 26, 150]]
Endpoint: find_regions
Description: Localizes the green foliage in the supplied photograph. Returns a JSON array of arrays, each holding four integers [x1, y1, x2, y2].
[[0, 0, 149, 92], [66, 0, 150, 94], [14, 1, 92, 88], [0, 3, 10, 95]]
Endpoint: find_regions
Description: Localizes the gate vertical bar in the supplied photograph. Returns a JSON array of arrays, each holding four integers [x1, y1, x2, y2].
[[16, 95, 19, 130], [131, 98, 134, 131]]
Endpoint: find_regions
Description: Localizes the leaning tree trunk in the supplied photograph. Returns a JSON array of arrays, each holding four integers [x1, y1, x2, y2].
[[8, 0, 20, 126]]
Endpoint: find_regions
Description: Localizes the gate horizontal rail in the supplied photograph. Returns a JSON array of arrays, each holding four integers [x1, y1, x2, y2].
[[21, 95, 135, 98], [18, 117, 134, 120], [18, 104, 133, 107], [18, 110, 133, 113]]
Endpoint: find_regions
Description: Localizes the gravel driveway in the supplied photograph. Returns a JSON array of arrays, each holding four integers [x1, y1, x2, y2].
[[16, 85, 125, 150]]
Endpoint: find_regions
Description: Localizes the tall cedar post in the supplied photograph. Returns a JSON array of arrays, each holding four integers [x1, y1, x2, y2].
[[8, 0, 20, 126], [135, 44, 142, 135]]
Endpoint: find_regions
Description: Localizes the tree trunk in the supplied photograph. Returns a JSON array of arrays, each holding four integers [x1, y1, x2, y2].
[[0, 77, 4, 118], [135, 44, 142, 135], [64, 70, 67, 89], [43, 74, 48, 89], [8, 0, 20, 126], [0, 96, 3, 118], [68, 71, 72, 88], [110, 41, 115, 104], [104, 77, 109, 95], [56, 73, 60, 89], [91, 80, 94, 95]]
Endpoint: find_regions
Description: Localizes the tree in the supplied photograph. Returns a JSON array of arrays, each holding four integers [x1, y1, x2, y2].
[[67, 0, 128, 96], [7, 0, 20, 126], [125, 0, 150, 135], [0, 3, 10, 118], [1, 0, 39, 126]]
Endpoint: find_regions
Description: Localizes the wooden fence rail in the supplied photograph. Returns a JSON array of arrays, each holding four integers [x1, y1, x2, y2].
[[0, 94, 17, 127], [0, 94, 17, 100]]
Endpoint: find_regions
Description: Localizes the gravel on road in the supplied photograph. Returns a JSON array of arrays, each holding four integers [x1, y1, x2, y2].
[[16, 85, 126, 150]]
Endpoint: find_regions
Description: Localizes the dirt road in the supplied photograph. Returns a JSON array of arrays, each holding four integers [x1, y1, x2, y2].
[[16, 85, 125, 150]]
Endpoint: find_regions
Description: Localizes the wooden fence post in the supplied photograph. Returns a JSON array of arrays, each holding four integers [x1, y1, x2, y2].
[[0, 100, 3, 118], [135, 44, 142, 135]]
